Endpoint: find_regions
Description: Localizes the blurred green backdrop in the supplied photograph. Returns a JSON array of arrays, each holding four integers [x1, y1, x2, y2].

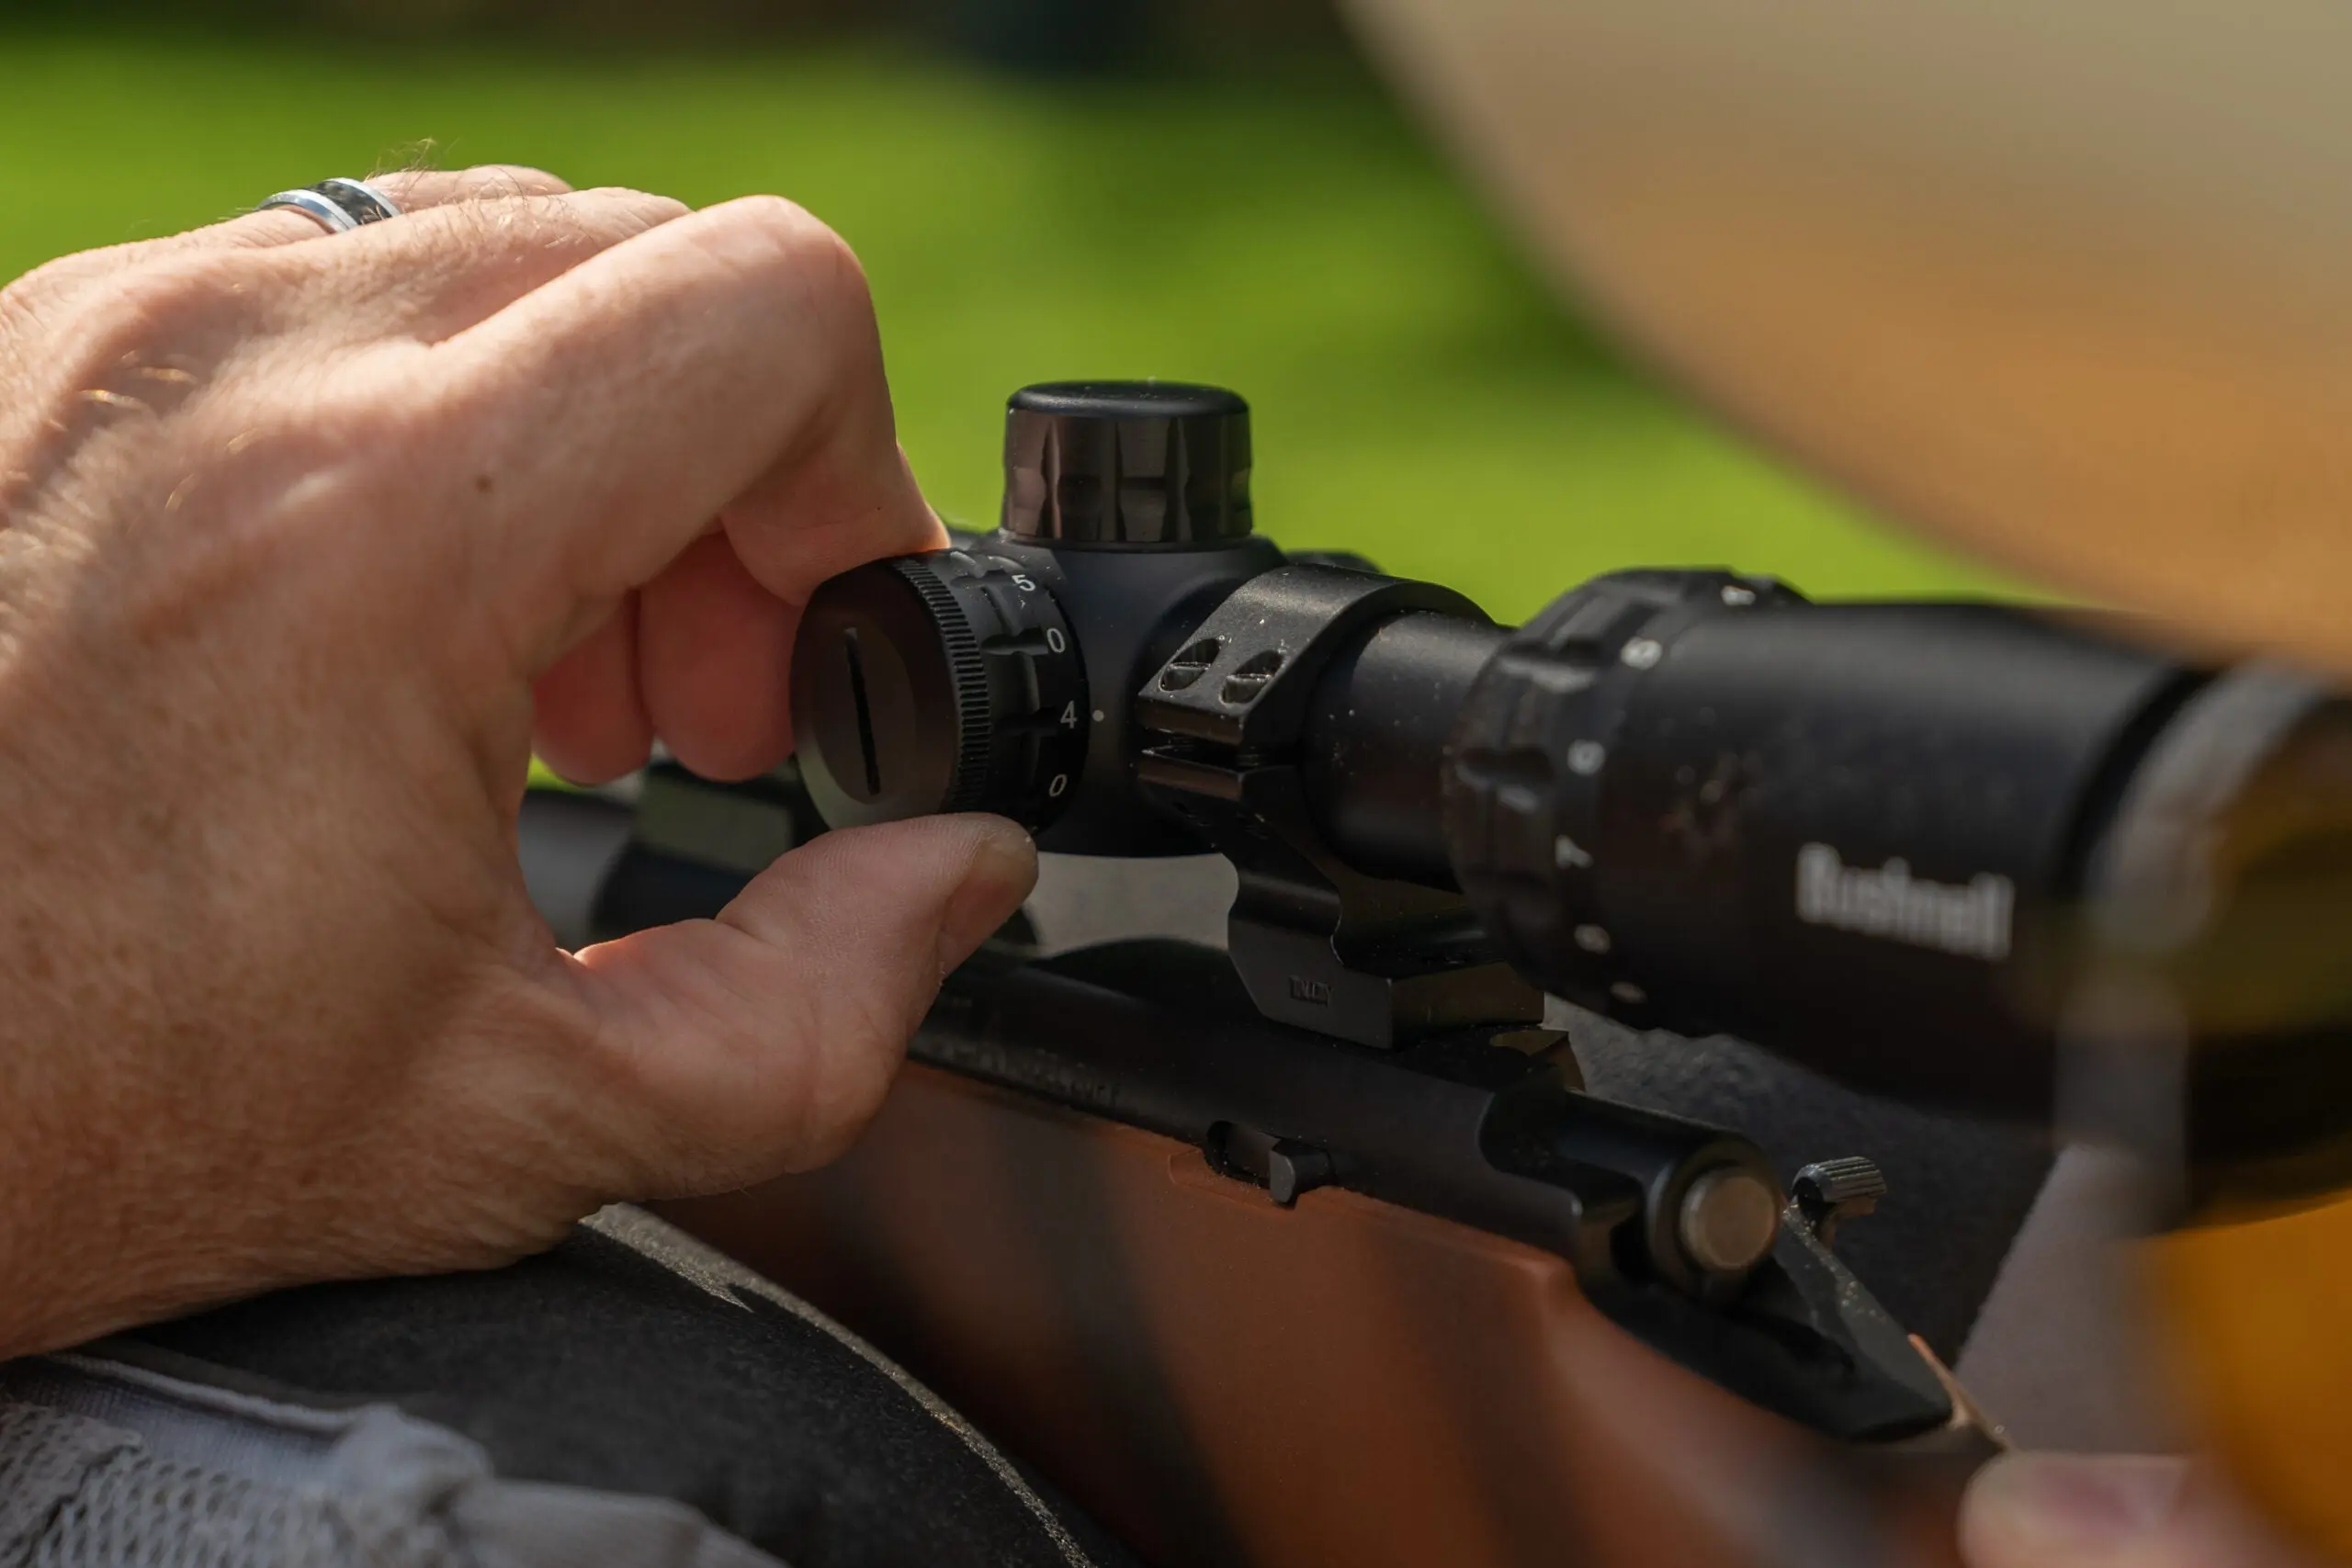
[[0, 28, 2019, 619]]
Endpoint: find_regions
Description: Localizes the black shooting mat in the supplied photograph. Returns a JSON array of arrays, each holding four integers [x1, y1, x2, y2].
[[124, 1210, 1136, 1568]]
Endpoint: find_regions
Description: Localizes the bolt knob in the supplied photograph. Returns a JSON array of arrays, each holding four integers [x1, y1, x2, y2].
[[790, 551, 1090, 831], [1678, 1165, 1784, 1275], [1001, 381, 1252, 547]]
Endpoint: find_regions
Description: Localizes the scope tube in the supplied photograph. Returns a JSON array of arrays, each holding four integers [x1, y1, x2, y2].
[[1261, 571, 2352, 1203], [1427, 572, 2209, 1120], [1303, 611, 1508, 887]]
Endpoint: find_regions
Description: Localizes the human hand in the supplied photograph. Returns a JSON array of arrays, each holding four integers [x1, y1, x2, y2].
[[1963, 1454, 2341, 1568], [0, 166, 1035, 1357]]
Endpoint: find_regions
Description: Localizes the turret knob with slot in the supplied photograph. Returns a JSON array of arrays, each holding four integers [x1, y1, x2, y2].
[[789, 550, 1091, 830]]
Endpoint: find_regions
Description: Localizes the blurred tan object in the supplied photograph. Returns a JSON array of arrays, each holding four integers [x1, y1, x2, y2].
[[1342, 0, 2352, 673]]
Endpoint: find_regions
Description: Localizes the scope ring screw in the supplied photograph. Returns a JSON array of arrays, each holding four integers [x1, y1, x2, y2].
[[1219, 648, 1286, 705], [1566, 740, 1607, 775], [1621, 637, 1665, 669], [1159, 637, 1226, 691], [1573, 924, 1612, 953], [1791, 1156, 1889, 1248]]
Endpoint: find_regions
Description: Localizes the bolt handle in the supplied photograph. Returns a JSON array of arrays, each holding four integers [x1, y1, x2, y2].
[[1792, 1156, 1890, 1248]]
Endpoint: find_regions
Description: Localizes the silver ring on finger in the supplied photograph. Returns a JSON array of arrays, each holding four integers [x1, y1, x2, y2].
[[254, 177, 403, 235]]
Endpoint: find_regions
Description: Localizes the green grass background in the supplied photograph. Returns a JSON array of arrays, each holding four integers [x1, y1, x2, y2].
[[0, 31, 2018, 619]]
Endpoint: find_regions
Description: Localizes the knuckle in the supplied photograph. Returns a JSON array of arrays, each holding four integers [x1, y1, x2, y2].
[[7, 250, 268, 423], [0, 253, 94, 332], [0, 253, 158, 377], [709, 195, 872, 303], [72, 251, 268, 363], [0, 274, 71, 378], [745, 993, 903, 1176]]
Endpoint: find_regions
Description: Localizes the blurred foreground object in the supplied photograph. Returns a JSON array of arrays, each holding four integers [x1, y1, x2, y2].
[[1339, 0, 2352, 1554], [1343, 0, 2352, 678], [2153, 1201, 2352, 1562]]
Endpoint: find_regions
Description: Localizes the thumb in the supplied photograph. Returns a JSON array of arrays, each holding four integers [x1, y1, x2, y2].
[[1962, 1454, 2337, 1568], [564, 813, 1036, 1193]]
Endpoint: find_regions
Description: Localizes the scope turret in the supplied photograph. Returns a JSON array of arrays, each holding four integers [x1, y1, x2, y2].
[[791, 382, 1278, 841], [1001, 380, 1252, 547]]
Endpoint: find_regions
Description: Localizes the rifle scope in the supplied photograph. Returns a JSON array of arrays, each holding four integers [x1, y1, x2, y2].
[[790, 383, 2352, 1208]]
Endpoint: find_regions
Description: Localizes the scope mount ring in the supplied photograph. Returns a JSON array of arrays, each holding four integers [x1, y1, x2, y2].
[[1135, 564, 1544, 1048]]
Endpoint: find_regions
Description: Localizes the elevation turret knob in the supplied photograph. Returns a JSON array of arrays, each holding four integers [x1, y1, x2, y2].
[[790, 551, 1091, 831], [1001, 381, 1252, 547]]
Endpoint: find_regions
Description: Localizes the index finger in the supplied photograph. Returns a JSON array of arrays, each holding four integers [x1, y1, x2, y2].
[[424, 194, 941, 675]]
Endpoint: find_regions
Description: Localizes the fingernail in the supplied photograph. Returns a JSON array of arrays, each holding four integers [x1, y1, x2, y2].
[[1970, 1453, 2187, 1553], [938, 817, 1038, 964]]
